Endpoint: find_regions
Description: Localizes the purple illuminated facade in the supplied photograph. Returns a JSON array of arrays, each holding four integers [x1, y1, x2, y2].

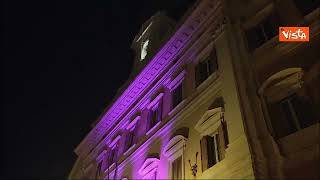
[[69, 0, 320, 179]]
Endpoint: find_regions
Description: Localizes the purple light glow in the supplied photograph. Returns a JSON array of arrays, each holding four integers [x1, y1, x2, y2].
[[74, 0, 212, 155], [75, 0, 220, 179]]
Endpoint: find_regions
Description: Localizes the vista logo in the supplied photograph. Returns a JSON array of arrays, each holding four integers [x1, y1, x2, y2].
[[279, 27, 309, 42]]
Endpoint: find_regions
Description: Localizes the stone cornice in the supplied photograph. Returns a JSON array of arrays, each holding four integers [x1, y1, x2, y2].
[[75, 0, 222, 157]]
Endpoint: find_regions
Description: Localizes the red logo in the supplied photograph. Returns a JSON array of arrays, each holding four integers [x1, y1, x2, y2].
[[279, 27, 309, 42]]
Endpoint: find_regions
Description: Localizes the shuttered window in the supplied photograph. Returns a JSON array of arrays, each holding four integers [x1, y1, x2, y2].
[[200, 124, 228, 171]]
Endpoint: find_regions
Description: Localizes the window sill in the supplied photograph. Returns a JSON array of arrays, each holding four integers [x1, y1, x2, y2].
[[123, 144, 136, 156], [196, 72, 219, 92], [168, 99, 187, 117], [104, 163, 115, 173], [277, 123, 319, 157], [202, 159, 225, 177], [146, 121, 161, 136]]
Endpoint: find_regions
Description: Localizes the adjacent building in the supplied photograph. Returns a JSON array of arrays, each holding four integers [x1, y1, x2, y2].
[[69, 0, 319, 179]]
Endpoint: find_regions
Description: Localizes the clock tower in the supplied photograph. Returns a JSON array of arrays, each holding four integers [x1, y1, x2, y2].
[[131, 12, 176, 76]]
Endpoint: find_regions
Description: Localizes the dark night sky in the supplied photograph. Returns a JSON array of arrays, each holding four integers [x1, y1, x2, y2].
[[3, 0, 195, 179]]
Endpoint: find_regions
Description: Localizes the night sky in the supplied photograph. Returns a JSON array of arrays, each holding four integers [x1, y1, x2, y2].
[[3, 0, 195, 179]]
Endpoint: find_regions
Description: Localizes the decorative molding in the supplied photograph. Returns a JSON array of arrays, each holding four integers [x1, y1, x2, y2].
[[96, 150, 107, 162], [163, 135, 187, 161], [147, 93, 164, 110], [113, 76, 222, 177], [109, 135, 121, 148], [126, 116, 141, 131], [195, 107, 224, 137], [123, 144, 136, 156], [258, 68, 304, 103], [138, 157, 160, 179], [75, 0, 223, 158], [167, 70, 186, 91], [146, 121, 161, 136]]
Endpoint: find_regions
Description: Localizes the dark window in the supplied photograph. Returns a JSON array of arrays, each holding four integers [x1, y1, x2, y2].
[[293, 0, 320, 16], [147, 101, 162, 132], [172, 156, 182, 179], [245, 11, 281, 51], [108, 148, 117, 165], [207, 136, 217, 168], [221, 119, 229, 148], [195, 48, 218, 86], [268, 93, 318, 138], [172, 83, 183, 109], [125, 130, 136, 151], [95, 161, 102, 179], [200, 136, 217, 171]]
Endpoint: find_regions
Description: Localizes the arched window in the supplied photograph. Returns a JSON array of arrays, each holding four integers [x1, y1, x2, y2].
[[163, 128, 188, 179], [259, 67, 319, 139]]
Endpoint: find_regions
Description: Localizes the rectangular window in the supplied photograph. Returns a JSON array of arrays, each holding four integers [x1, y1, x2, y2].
[[171, 156, 182, 179], [125, 130, 136, 151], [200, 126, 227, 171], [269, 93, 318, 138], [108, 148, 118, 165], [95, 161, 102, 179], [195, 48, 218, 87], [293, 0, 320, 16], [147, 100, 162, 132], [172, 83, 183, 109], [245, 11, 281, 51]]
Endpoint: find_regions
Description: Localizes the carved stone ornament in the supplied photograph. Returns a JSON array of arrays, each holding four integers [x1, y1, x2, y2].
[[195, 107, 224, 137]]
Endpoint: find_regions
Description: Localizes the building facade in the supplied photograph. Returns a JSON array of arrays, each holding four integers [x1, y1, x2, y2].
[[69, 0, 319, 179]]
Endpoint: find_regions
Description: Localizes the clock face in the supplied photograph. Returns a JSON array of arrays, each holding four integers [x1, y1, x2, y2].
[[140, 39, 149, 61]]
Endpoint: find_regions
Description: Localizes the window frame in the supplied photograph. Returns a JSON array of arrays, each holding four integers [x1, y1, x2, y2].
[[124, 115, 140, 154], [163, 134, 187, 179], [171, 155, 183, 179], [258, 67, 318, 139], [146, 93, 164, 135], [195, 47, 218, 87]]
